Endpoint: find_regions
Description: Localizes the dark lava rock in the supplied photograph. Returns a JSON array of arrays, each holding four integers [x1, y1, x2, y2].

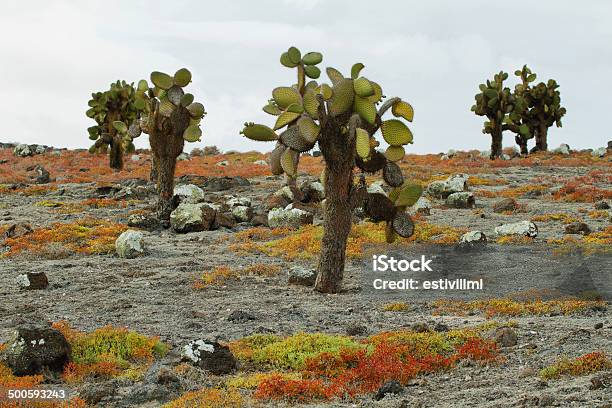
[[374, 380, 404, 401], [287, 266, 316, 286], [27, 165, 50, 184], [594, 201, 610, 210], [127, 214, 160, 231], [180, 340, 237, 375], [564, 222, 591, 235], [250, 213, 269, 227], [79, 382, 117, 405], [346, 324, 368, 336], [434, 322, 449, 332], [493, 198, 518, 213], [214, 211, 237, 229], [17, 272, 48, 290], [493, 327, 518, 347], [2, 325, 70, 375], [3, 223, 33, 239], [228, 310, 256, 323], [202, 176, 250, 192]]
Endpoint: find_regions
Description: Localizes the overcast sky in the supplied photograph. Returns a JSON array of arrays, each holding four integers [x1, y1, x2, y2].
[[1, 1, 610, 153]]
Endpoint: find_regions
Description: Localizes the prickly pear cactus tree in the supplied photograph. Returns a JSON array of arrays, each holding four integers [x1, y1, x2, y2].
[[471, 71, 517, 159], [512, 66, 566, 152], [502, 65, 536, 155], [242, 46, 421, 293], [86, 80, 142, 170], [135, 68, 206, 221]]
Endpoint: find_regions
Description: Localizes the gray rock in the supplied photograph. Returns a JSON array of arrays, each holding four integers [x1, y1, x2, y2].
[[130, 154, 141, 162], [426, 174, 469, 198], [274, 185, 303, 202], [268, 207, 313, 228], [374, 380, 404, 401], [228, 310, 256, 323], [115, 230, 145, 258], [460, 231, 487, 245], [552, 143, 570, 155], [288, 266, 316, 286], [594, 201, 610, 210], [16, 272, 48, 290], [367, 181, 387, 195], [411, 196, 432, 215], [495, 220, 538, 237], [79, 382, 118, 405], [173, 184, 204, 203], [181, 340, 236, 375], [13, 144, 33, 157], [33, 145, 47, 155], [479, 150, 491, 158], [445, 192, 475, 208], [2, 326, 70, 375], [591, 147, 606, 158], [231, 205, 253, 223], [301, 181, 325, 203], [501, 153, 511, 160], [214, 211, 237, 229], [216, 160, 229, 167], [447, 149, 457, 158], [177, 152, 190, 161], [253, 159, 268, 166], [226, 196, 251, 208], [440, 154, 449, 161], [127, 214, 159, 231], [170, 203, 216, 233]]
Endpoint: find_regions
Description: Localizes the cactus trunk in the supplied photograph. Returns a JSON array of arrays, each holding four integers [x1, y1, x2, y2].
[[155, 154, 177, 222], [109, 135, 124, 171], [150, 153, 159, 183], [515, 135, 528, 155], [489, 125, 503, 159], [315, 126, 356, 293], [535, 125, 548, 152]]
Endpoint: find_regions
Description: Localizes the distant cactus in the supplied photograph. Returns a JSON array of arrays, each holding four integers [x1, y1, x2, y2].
[[135, 68, 206, 222], [471, 71, 517, 159], [511, 66, 566, 152], [86, 80, 142, 170], [242, 46, 421, 293]]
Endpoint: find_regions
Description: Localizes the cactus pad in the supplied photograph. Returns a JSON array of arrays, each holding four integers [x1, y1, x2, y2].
[[272, 87, 301, 109], [280, 148, 299, 176], [173, 68, 192, 87], [353, 77, 375, 97], [302, 88, 319, 118], [391, 212, 415, 238], [329, 79, 355, 116], [304, 65, 321, 79], [391, 100, 414, 122], [297, 116, 320, 143], [150, 71, 173, 90], [302, 52, 323, 65], [381, 119, 413, 146], [382, 161, 404, 187], [183, 124, 202, 142], [269, 143, 286, 175], [355, 128, 370, 159], [351, 63, 365, 79], [365, 193, 396, 222], [389, 182, 423, 207], [353, 95, 377, 125], [280, 125, 315, 152], [274, 111, 301, 130], [280, 52, 299, 68], [385, 145, 405, 162], [242, 123, 278, 141], [356, 150, 386, 173], [187, 102, 206, 119], [326, 67, 344, 85]]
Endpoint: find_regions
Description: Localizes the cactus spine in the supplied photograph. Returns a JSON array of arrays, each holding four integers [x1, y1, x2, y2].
[[242, 47, 421, 293], [86, 80, 142, 170], [135, 68, 206, 222]]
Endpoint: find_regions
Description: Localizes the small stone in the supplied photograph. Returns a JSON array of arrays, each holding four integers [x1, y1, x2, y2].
[[552, 143, 571, 155], [564, 222, 591, 235], [228, 310, 256, 323], [226, 196, 251, 208], [445, 192, 475, 209], [253, 160, 267, 166], [493, 198, 517, 213], [346, 324, 368, 336], [594, 322, 603, 330], [173, 184, 204, 203], [459, 230, 487, 246], [493, 327, 518, 347], [180, 340, 236, 375], [434, 322, 449, 332], [250, 214, 268, 227], [591, 147, 606, 158], [594, 201, 610, 210], [374, 380, 404, 401], [13, 144, 33, 157], [214, 212, 236, 229], [301, 181, 325, 203], [16, 272, 48, 290], [130, 155, 141, 162], [177, 152, 190, 161], [115, 230, 145, 258], [127, 214, 159, 231], [268, 207, 313, 229], [411, 322, 429, 333], [411, 197, 432, 215], [288, 266, 316, 286], [367, 181, 387, 195], [3, 223, 33, 239], [79, 382, 117, 405], [216, 160, 229, 167], [426, 174, 468, 198], [231, 205, 253, 223], [170, 203, 216, 233], [495, 220, 538, 237]]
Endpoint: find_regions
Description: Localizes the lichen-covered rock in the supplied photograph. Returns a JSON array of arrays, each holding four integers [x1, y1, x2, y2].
[[367, 181, 386, 196], [173, 184, 204, 203], [495, 220, 538, 237], [115, 230, 145, 258], [226, 196, 251, 208], [426, 174, 469, 199], [181, 340, 236, 375], [268, 207, 313, 229], [411, 197, 432, 215], [170, 203, 216, 233], [460, 231, 487, 245], [552, 143, 570, 155], [288, 266, 316, 286], [594, 201, 610, 210], [445, 192, 475, 209], [127, 214, 159, 231], [493, 327, 518, 347], [214, 212, 237, 229], [253, 159, 268, 166], [591, 147, 606, 158], [231, 205, 253, 223], [301, 181, 325, 203], [2, 326, 70, 375], [177, 152, 190, 161], [13, 144, 33, 157], [274, 185, 303, 203], [16, 272, 48, 290]]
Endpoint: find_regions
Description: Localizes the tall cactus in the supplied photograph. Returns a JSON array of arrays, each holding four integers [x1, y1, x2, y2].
[[242, 47, 421, 293], [86, 80, 142, 170], [135, 68, 206, 222], [507, 65, 536, 155], [471, 71, 516, 159]]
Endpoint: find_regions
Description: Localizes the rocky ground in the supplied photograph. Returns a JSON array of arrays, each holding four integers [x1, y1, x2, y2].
[[0, 144, 610, 407]]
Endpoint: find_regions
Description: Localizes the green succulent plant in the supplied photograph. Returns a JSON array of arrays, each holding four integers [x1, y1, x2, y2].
[[471, 71, 517, 159], [86, 80, 142, 170], [241, 46, 421, 293], [135, 68, 206, 222]]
